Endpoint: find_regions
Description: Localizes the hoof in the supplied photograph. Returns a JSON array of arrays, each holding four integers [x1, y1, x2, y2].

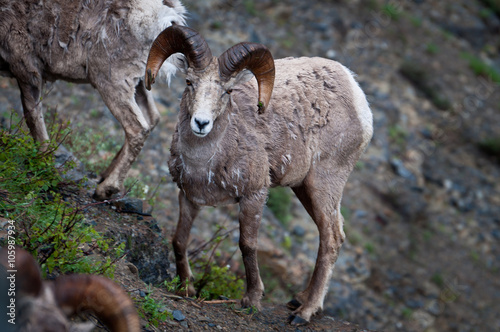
[[288, 314, 309, 326], [241, 295, 263, 310], [93, 184, 120, 201], [286, 299, 302, 310]]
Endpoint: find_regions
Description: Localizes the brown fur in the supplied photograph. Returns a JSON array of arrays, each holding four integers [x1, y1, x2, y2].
[[167, 54, 373, 324], [0, 0, 185, 200]]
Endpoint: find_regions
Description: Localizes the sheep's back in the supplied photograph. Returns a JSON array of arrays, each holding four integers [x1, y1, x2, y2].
[[0, 0, 184, 84], [252, 57, 372, 186]]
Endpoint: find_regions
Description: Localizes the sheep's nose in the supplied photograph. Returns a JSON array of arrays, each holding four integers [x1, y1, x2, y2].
[[194, 118, 210, 130]]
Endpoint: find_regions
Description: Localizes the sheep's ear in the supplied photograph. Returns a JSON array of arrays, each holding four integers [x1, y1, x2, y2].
[[172, 54, 189, 75], [232, 69, 254, 86]]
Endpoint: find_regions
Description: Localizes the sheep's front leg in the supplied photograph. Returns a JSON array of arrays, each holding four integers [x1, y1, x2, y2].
[[172, 191, 200, 297], [239, 191, 266, 309], [93, 81, 158, 200], [17, 80, 50, 147]]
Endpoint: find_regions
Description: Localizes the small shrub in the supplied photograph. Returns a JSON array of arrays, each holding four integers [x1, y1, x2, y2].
[[0, 113, 121, 277], [243, 0, 257, 16], [426, 43, 439, 55], [431, 272, 445, 288], [388, 124, 408, 147], [461, 53, 500, 84], [477, 137, 500, 157], [478, 0, 500, 16], [64, 125, 122, 174], [267, 187, 293, 226], [382, 4, 402, 21], [194, 264, 244, 300], [137, 287, 172, 328]]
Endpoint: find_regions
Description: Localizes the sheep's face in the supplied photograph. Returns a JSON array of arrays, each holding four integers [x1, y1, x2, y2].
[[181, 61, 254, 137]]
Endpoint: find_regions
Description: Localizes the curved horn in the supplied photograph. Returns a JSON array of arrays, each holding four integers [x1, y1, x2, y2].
[[145, 25, 212, 90], [54, 274, 140, 332], [0, 247, 42, 298], [218, 42, 275, 113]]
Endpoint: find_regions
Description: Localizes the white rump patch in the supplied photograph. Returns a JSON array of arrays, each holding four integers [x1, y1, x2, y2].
[[339, 65, 373, 148]]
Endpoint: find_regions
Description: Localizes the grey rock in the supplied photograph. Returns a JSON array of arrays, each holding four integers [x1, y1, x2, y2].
[[292, 225, 306, 237], [172, 310, 186, 322], [390, 158, 416, 181], [112, 197, 143, 214]]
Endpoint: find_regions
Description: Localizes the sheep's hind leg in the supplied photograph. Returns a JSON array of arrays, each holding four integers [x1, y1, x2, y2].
[[172, 191, 200, 297], [239, 192, 266, 309], [289, 168, 350, 325]]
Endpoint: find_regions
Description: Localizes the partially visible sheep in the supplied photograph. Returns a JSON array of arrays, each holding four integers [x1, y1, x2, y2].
[[0, 0, 186, 200], [0, 247, 140, 332], [145, 26, 373, 325]]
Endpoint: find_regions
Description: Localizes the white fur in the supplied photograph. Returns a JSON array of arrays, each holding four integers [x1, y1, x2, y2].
[[340, 66, 373, 149], [128, 0, 187, 83]]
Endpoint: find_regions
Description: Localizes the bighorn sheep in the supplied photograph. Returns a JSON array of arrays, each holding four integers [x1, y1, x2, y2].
[[145, 26, 373, 325], [0, 247, 139, 331], [0, 0, 186, 200]]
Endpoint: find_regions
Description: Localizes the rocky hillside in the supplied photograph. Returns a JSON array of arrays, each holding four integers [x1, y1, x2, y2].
[[1, 0, 499, 331]]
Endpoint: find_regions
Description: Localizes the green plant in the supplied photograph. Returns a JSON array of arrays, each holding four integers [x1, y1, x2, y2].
[[478, 0, 500, 16], [194, 264, 244, 300], [244, 0, 257, 16], [282, 235, 292, 251], [64, 124, 122, 174], [477, 137, 500, 157], [364, 242, 376, 255], [267, 187, 293, 226], [426, 42, 439, 55], [388, 124, 408, 147], [180, 225, 245, 300], [461, 52, 500, 84], [138, 287, 172, 328], [409, 15, 422, 27], [382, 4, 402, 21], [0, 113, 121, 277], [401, 307, 413, 319], [431, 272, 445, 288]]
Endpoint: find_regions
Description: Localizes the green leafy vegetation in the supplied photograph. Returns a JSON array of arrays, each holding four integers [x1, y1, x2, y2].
[[401, 307, 413, 319], [382, 3, 402, 21], [478, 0, 500, 16], [431, 272, 445, 288], [244, 0, 257, 16], [426, 42, 439, 55], [137, 287, 172, 328], [0, 113, 122, 277], [64, 124, 122, 174], [461, 52, 500, 84], [388, 124, 408, 148], [477, 137, 500, 157], [267, 187, 293, 226], [194, 264, 244, 300], [168, 225, 245, 300]]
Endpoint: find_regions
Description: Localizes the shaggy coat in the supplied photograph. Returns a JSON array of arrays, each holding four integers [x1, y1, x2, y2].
[[168, 57, 372, 324], [0, 0, 186, 199], [145, 24, 372, 325]]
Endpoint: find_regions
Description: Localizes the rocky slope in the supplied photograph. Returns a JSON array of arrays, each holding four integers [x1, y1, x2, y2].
[[1, 0, 499, 331]]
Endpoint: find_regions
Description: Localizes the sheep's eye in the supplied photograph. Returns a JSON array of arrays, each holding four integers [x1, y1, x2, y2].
[[226, 89, 233, 95], [186, 79, 192, 86]]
